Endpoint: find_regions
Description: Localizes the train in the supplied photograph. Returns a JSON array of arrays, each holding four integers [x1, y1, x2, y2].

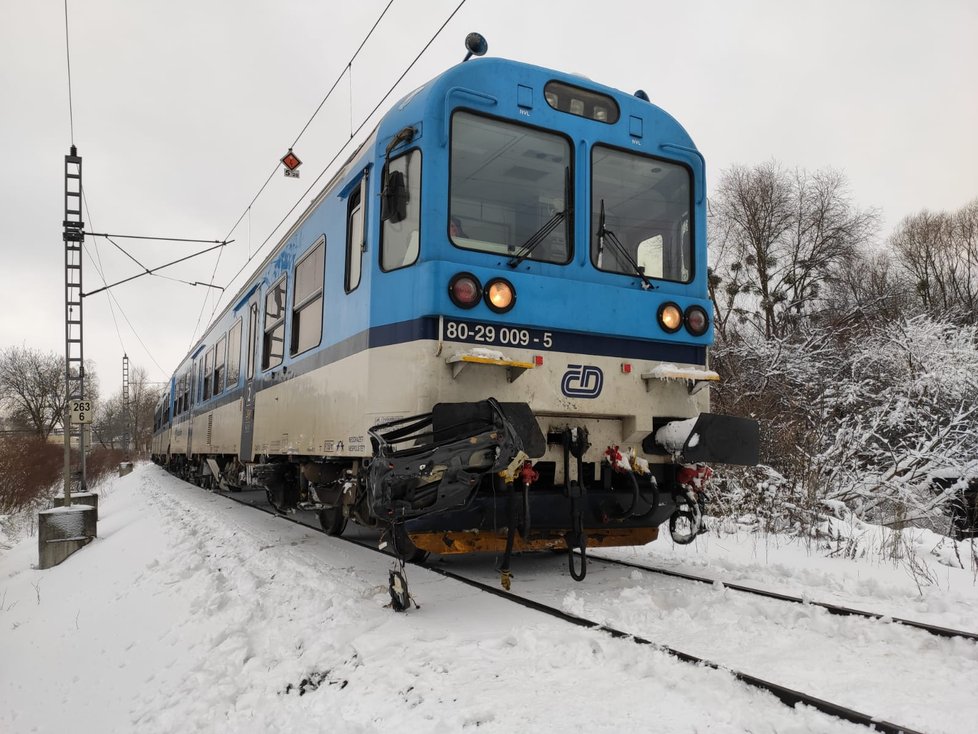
[[152, 34, 759, 607]]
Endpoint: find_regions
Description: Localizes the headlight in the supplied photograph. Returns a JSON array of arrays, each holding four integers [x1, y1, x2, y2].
[[448, 272, 482, 309], [658, 302, 682, 333], [684, 305, 709, 336], [484, 278, 516, 313]]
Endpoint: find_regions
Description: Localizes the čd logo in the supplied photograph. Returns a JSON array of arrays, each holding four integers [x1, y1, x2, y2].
[[561, 364, 603, 398]]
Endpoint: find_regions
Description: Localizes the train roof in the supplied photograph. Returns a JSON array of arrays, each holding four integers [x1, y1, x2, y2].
[[376, 56, 697, 153]]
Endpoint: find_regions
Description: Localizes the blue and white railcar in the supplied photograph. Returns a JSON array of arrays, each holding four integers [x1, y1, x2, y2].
[[153, 39, 757, 589]]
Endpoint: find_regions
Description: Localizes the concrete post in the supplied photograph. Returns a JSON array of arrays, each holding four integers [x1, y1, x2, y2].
[[51, 491, 99, 524], [38, 505, 96, 569]]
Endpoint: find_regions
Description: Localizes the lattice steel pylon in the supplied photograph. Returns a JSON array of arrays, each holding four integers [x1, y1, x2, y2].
[[122, 354, 131, 459], [63, 145, 87, 501]]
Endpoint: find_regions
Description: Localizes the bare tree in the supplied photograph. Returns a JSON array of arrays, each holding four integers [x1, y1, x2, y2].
[[826, 248, 915, 326], [92, 394, 126, 449], [0, 347, 67, 440], [710, 162, 878, 339], [92, 366, 162, 453], [0, 346, 101, 441], [892, 198, 978, 323], [129, 366, 162, 453]]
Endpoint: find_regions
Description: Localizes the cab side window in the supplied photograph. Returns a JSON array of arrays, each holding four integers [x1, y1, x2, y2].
[[345, 179, 366, 292], [381, 149, 422, 271]]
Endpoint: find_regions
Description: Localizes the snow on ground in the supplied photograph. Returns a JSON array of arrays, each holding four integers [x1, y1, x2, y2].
[[599, 515, 978, 632], [0, 465, 974, 733]]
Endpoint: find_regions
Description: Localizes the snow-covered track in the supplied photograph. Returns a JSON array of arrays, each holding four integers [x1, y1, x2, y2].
[[212, 487, 924, 734], [587, 552, 978, 643], [419, 562, 924, 734]]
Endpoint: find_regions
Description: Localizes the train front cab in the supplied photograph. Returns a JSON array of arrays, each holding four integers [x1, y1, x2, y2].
[[361, 58, 759, 568]]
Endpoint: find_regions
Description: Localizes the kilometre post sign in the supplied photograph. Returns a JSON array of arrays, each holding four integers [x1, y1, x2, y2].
[[69, 399, 93, 424]]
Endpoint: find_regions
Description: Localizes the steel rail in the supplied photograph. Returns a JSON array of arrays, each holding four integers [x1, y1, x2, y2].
[[587, 552, 978, 643]]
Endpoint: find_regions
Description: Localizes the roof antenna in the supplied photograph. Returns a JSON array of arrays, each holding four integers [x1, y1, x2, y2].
[[463, 32, 488, 62]]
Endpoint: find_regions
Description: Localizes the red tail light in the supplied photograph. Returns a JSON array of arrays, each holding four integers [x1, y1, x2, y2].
[[448, 272, 482, 309]]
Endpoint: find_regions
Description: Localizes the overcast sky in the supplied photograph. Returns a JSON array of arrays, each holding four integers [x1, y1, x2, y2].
[[1, 0, 976, 399]]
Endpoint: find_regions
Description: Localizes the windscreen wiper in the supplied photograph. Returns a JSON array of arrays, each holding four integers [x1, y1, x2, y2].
[[596, 199, 654, 290], [508, 166, 572, 268], [507, 210, 565, 268]]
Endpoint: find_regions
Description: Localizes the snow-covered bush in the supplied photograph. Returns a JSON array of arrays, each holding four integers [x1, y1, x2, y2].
[[710, 316, 978, 534], [824, 317, 978, 522]]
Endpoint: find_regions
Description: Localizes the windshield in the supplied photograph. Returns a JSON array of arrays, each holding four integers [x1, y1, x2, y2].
[[591, 146, 692, 283], [450, 111, 571, 264]]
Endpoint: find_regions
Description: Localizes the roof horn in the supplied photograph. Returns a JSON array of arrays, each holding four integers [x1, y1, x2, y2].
[[463, 32, 488, 62]]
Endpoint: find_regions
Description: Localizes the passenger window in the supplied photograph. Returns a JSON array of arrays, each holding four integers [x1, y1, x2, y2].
[[227, 319, 242, 389], [203, 348, 214, 400], [381, 150, 421, 271], [213, 335, 226, 396], [247, 303, 257, 379], [291, 237, 325, 355], [262, 277, 287, 370], [345, 179, 365, 292]]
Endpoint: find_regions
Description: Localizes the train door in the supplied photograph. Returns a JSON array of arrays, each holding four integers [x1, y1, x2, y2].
[[239, 300, 260, 461]]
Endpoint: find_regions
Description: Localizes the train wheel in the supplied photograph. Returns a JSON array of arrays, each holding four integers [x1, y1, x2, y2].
[[318, 507, 348, 536], [266, 489, 288, 514]]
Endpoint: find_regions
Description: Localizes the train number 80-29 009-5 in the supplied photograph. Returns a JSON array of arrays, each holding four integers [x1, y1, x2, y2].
[[444, 319, 553, 349]]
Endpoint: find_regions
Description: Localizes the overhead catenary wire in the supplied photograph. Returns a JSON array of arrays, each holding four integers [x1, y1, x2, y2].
[[85, 240, 206, 377], [199, 0, 470, 336], [188, 0, 424, 348], [84, 195, 126, 357], [92, 230, 230, 292], [84, 242, 229, 298], [62, 0, 212, 388], [63, 0, 75, 145], [86, 232, 227, 244], [214, 0, 396, 251], [83, 193, 194, 381], [105, 235, 149, 272], [187, 0, 400, 349], [82, 212, 168, 378]]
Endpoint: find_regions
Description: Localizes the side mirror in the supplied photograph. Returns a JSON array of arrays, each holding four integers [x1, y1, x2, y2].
[[381, 169, 407, 223]]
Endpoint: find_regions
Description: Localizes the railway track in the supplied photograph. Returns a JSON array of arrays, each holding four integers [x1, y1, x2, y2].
[[212, 485, 934, 733], [585, 552, 978, 644]]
